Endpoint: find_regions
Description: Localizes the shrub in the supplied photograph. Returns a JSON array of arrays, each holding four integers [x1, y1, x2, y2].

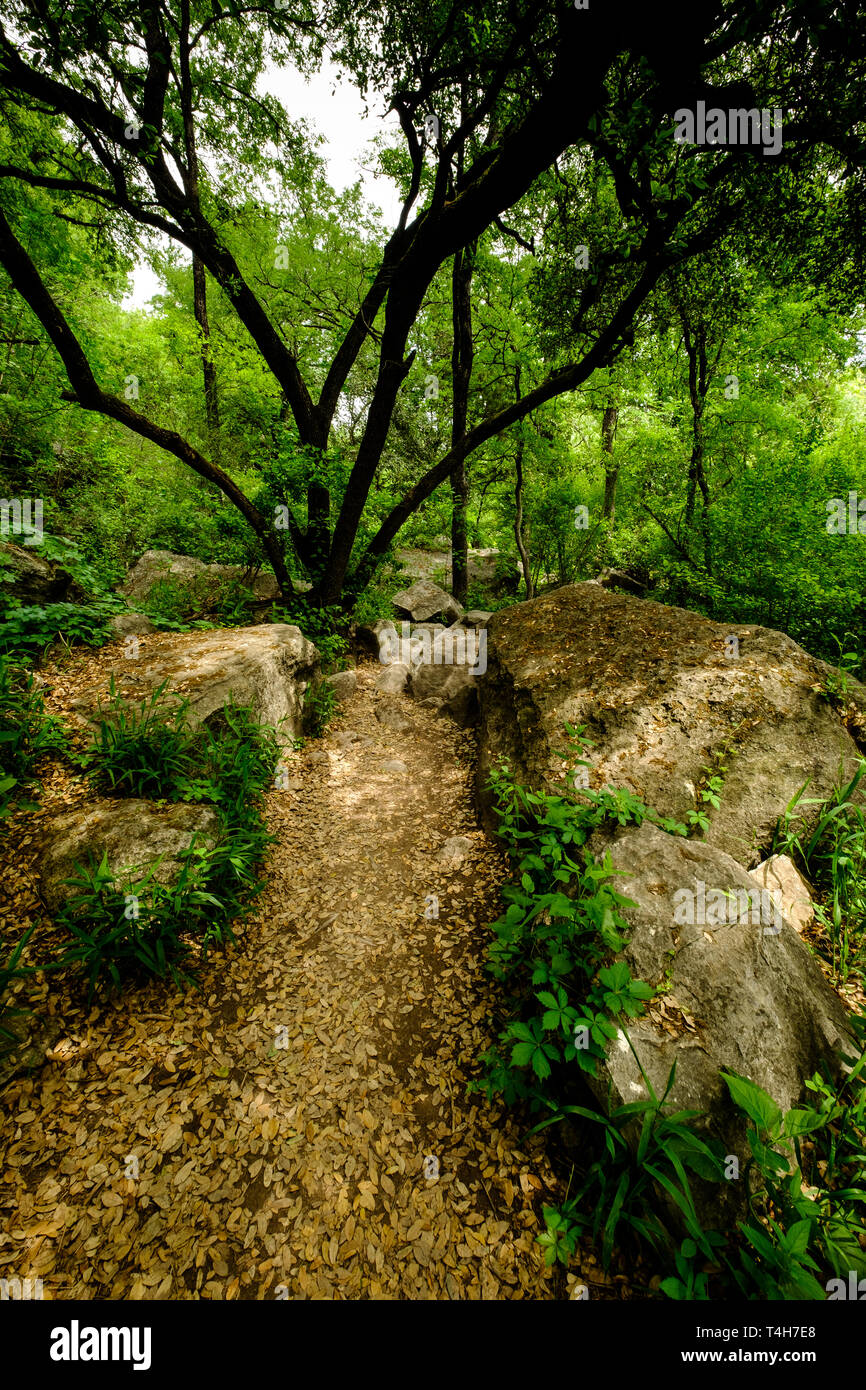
[[0, 656, 65, 819], [61, 684, 282, 995], [477, 732, 866, 1299], [83, 678, 199, 800], [771, 759, 866, 981]]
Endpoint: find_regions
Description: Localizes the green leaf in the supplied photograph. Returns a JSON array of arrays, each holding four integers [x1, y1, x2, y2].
[[721, 1071, 782, 1135]]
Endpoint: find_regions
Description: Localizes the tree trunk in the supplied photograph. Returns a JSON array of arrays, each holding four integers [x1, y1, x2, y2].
[[600, 402, 619, 520], [449, 126, 475, 607], [192, 253, 221, 463], [513, 438, 534, 600], [179, 1, 221, 466]]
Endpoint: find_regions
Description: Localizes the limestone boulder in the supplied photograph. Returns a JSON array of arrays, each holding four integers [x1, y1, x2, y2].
[[0, 540, 88, 606], [392, 580, 463, 625], [119, 549, 306, 614], [476, 584, 865, 866], [410, 661, 479, 728], [70, 625, 319, 741], [580, 821, 852, 1223], [38, 800, 221, 913], [109, 612, 157, 638]]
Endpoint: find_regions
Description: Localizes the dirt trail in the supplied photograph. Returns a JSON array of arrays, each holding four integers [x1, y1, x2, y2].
[[1, 660, 565, 1300]]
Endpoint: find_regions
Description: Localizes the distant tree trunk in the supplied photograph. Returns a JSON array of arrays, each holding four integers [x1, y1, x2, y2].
[[681, 319, 712, 575], [450, 243, 475, 603], [449, 94, 475, 607], [179, 0, 221, 466], [192, 254, 221, 463], [513, 437, 534, 600], [600, 402, 619, 520]]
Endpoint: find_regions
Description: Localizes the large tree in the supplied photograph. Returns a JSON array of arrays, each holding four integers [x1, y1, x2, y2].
[[1, 0, 864, 607]]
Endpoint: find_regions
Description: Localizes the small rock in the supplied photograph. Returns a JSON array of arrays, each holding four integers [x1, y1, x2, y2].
[[307, 750, 328, 764], [333, 731, 365, 749], [453, 611, 492, 629], [326, 669, 357, 702], [749, 855, 814, 933], [375, 663, 410, 694], [381, 759, 408, 774]]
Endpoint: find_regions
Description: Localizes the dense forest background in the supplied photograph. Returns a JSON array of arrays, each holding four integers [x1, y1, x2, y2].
[[0, 0, 863, 672]]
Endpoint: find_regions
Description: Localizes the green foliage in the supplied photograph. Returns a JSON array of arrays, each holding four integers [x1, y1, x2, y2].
[[478, 745, 866, 1299], [55, 850, 221, 998], [59, 682, 282, 996], [771, 760, 866, 981], [0, 926, 35, 1053], [820, 635, 863, 702], [0, 656, 65, 819], [84, 679, 198, 800], [0, 601, 118, 659], [273, 598, 348, 671], [473, 726, 686, 1108], [718, 1026, 866, 1299], [536, 1064, 726, 1272], [139, 572, 262, 630], [302, 679, 337, 738]]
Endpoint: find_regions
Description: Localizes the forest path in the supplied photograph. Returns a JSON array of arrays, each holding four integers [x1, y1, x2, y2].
[[2, 661, 570, 1300]]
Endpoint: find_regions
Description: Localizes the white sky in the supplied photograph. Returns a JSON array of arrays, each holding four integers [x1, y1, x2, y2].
[[122, 57, 402, 310]]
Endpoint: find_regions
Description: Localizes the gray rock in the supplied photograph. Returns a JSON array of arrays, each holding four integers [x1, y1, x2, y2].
[[581, 820, 851, 1224], [597, 567, 647, 597], [749, 854, 814, 933], [410, 661, 479, 728], [355, 619, 397, 658], [38, 800, 221, 913], [476, 583, 865, 865], [333, 730, 367, 750], [326, 669, 357, 703], [375, 662, 411, 694], [381, 759, 408, 774], [70, 625, 318, 741], [0, 540, 88, 606], [392, 580, 464, 625], [394, 548, 518, 596], [119, 549, 305, 612], [453, 611, 493, 629]]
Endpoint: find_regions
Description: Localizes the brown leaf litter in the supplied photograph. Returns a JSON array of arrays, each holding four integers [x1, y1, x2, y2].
[[0, 647, 607, 1300]]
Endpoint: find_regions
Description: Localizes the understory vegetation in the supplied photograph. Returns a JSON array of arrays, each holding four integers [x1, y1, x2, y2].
[[475, 742, 866, 1300], [1, 681, 284, 1011]]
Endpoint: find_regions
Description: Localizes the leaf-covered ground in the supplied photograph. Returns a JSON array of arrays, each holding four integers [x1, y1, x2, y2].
[[0, 650, 613, 1299]]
